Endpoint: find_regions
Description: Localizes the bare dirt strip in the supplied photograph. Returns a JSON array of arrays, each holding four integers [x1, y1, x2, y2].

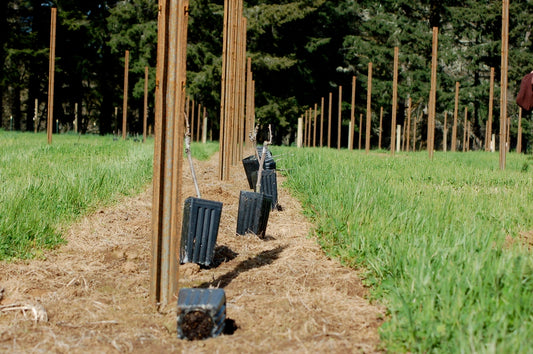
[[0, 152, 385, 353]]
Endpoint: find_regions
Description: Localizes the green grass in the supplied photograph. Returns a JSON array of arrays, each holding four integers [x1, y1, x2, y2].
[[0, 132, 155, 260], [0, 132, 219, 261], [275, 147, 533, 353], [190, 140, 219, 161]]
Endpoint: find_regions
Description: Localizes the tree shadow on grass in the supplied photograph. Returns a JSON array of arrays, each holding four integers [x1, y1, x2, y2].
[[197, 245, 286, 289]]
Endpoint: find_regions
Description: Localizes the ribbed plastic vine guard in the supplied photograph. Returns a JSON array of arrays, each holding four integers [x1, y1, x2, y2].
[[242, 155, 259, 189], [180, 197, 223, 267], [236, 191, 272, 238], [242, 149, 277, 190], [259, 169, 278, 210]]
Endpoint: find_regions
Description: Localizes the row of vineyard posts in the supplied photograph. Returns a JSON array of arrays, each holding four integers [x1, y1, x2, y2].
[[298, 0, 515, 170], [38, 0, 516, 305], [37, 1, 255, 305], [151, 0, 256, 305], [39, 1, 516, 171], [40, 7, 210, 145]]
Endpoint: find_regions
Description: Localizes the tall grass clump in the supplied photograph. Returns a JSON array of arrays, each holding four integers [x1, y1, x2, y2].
[[190, 141, 219, 160], [0, 132, 154, 260], [276, 147, 533, 353]]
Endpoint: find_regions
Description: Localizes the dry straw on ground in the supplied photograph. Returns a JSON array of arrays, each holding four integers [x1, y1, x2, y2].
[[0, 152, 385, 353]]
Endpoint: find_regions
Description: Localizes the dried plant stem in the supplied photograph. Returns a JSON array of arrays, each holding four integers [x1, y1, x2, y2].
[[255, 125, 273, 193], [184, 111, 201, 198]]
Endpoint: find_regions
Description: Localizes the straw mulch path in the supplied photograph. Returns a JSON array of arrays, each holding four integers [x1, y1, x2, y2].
[[0, 152, 385, 353]]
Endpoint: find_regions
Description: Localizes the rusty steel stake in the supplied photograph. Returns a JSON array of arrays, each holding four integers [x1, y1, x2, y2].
[[428, 27, 438, 159], [320, 96, 324, 147], [122, 50, 129, 140], [143, 66, 148, 143], [500, 0, 509, 169], [350, 76, 356, 150], [391, 47, 399, 155], [486, 68, 494, 151], [47, 7, 57, 144], [151, 0, 190, 306], [365, 63, 372, 153]]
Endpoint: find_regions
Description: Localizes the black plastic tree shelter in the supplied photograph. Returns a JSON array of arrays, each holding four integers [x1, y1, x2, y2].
[[179, 113, 223, 267]]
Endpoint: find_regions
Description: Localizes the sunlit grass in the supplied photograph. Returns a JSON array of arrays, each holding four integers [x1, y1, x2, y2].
[[276, 147, 533, 353], [0, 132, 219, 261], [0, 132, 155, 259], [190, 140, 219, 161]]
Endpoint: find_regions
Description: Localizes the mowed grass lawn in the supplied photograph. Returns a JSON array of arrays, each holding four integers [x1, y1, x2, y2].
[[275, 147, 533, 353]]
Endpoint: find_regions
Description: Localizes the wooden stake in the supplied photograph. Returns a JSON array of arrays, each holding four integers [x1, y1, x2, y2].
[[358, 113, 363, 150], [320, 96, 324, 147], [303, 111, 308, 147], [338, 85, 342, 150], [202, 107, 208, 144], [349, 76, 356, 150], [228, 3, 237, 166], [443, 111, 448, 152], [47, 7, 57, 144], [197, 103, 202, 142], [74, 102, 78, 134], [143, 66, 149, 143], [396, 124, 401, 152], [428, 27, 438, 159], [114, 106, 118, 134], [219, 0, 229, 180], [406, 98, 412, 152], [507, 112, 511, 153], [122, 50, 130, 140], [500, 0, 509, 169], [151, 0, 189, 306], [190, 98, 195, 143], [402, 123, 406, 151], [452, 82, 460, 152], [413, 112, 419, 152], [365, 62, 372, 153], [245, 57, 253, 146], [517, 107, 523, 153], [328, 92, 332, 148], [309, 108, 313, 147], [34, 99, 39, 133], [378, 106, 383, 150], [297, 116, 303, 148], [486, 67, 495, 151], [391, 47, 399, 155], [313, 103, 317, 147], [463, 107, 468, 152], [467, 120, 471, 152], [236, 15, 247, 162], [308, 109, 312, 147]]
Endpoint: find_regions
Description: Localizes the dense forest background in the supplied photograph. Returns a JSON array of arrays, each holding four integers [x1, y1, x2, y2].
[[1, 0, 533, 150]]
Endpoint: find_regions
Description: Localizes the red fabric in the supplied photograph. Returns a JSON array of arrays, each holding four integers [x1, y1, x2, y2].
[[516, 72, 533, 111]]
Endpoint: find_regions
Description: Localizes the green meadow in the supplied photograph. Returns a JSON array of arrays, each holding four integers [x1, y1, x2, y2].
[[3, 131, 532, 351], [276, 147, 533, 353], [0, 132, 154, 259], [0, 131, 216, 261]]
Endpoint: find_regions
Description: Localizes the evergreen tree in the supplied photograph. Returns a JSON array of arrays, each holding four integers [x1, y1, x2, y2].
[[107, 0, 158, 134], [187, 0, 225, 136]]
